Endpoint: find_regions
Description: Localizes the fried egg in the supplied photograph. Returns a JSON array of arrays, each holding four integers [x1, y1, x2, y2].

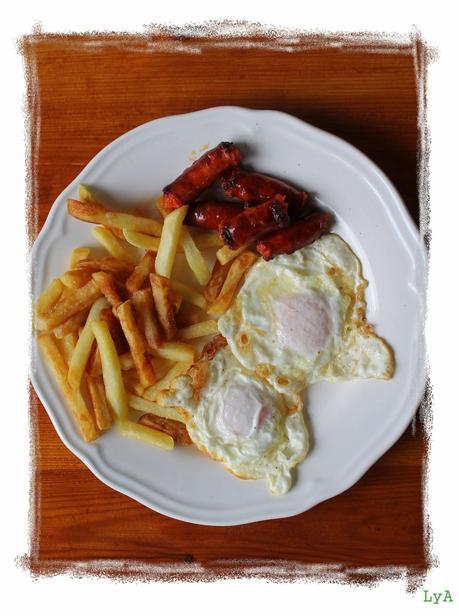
[[218, 233, 394, 396], [158, 346, 309, 495]]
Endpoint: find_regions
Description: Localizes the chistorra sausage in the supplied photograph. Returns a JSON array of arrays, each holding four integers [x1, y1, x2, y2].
[[256, 212, 332, 261], [221, 168, 309, 220], [219, 195, 290, 249], [163, 142, 242, 210], [185, 201, 244, 231]]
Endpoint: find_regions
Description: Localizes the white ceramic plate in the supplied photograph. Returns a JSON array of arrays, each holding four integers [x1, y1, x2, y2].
[[31, 106, 426, 526]]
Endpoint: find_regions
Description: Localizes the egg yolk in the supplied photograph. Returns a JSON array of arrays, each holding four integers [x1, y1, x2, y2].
[[214, 382, 267, 439], [272, 291, 331, 357]]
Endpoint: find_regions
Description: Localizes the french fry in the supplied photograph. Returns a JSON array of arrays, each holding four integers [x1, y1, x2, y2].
[[123, 229, 161, 252], [34, 278, 64, 316], [69, 247, 91, 269], [151, 341, 195, 363], [118, 351, 135, 371], [154, 205, 188, 278], [151, 356, 174, 376], [78, 184, 103, 203], [86, 375, 113, 431], [124, 228, 222, 252], [92, 226, 137, 264], [74, 257, 134, 274], [207, 252, 258, 316], [169, 279, 207, 310], [122, 369, 145, 396], [138, 413, 191, 445], [178, 319, 218, 341], [203, 259, 232, 303], [150, 273, 177, 341], [143, 360, 192, 402], [155, 195, 168, 218], [216, 243, 250, 266], [60, 270, 92, 289], [116, 300, 156, 388], [176, 302, 205, 328], [35, 280, 102, 331], [68, 297, 110, 389], [37, 334, 99, 442], [68, 198, 163, 237], [131, 288, 162, 350], [180, 227, 211, 286], [92, 319, 128, 420], [116, 419, 174, 450], [92, 271, 123, 310], [128, 394, 185, 422], [87, 346, 102, 377], [125, 250, 156, 294], [58, 331, 78, 366], [53, 309, 89, 339]]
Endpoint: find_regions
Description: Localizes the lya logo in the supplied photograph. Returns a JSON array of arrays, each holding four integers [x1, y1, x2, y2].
[[423, 590, 453, 604]]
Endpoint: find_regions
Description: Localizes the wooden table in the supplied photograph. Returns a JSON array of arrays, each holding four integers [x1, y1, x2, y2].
[[24, 31, 428, 587]]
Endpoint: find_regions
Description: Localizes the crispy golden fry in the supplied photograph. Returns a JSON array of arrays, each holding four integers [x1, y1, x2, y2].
[[116, 419, 174, 450], [53, 309, 89, 339], [69, 247, 91, 269], [151, 341, 195, 363], [150, 273, 177, 341], [123, 229, 161, 252], [92, 319, 129, 420], [169, 279, 207, 310], [58, 331, 78, 366], [155, 205, 188, 278], [180, 227, 211, 286], [74, 257, 134, 274], [138, 413, 191, 445], [116, 300, 156, 388], [60, 270, 92, 289], [143, 360, 192, 401], [169, 290, 183, 315], [78, 184, 103, 203], [92, 271, 123, 310], [38, 334, 99, 442], [87, 346, 102, 377], [203, 259, 232, 303], [122, 369, 145, 396], [34, 278, 64, 317], [175, 302, 205, 328], [92, 226, 137, 264], [131, 288, 162, 350], [68, 297, 110, 389], [125, 250, 156, 294], [178, 319, 218, 341], [124, 228, 222, 252], [118, 351, 135, 371], [35, 280, 102, 331], [127, 394, 185, 422], [86, 375, 113, 431], [151, 356, 173, 376], [216, 243, 250, 266], [68, 198, 163, 236], [207, 252, 258, 316]]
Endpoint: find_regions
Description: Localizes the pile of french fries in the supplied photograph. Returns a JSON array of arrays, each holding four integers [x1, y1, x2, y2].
[[34, 186, 257, 450]]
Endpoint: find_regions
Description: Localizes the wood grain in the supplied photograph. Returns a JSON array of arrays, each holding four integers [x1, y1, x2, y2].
[[23, 33, 428, 583]]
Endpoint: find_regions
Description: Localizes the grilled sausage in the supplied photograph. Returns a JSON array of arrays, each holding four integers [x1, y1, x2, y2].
[[221, 168, 309, 220], [256, 212, 332, 260], [219, 195, 290, 248], [185, 201, 244, 231], [163, 142, 242, 210]]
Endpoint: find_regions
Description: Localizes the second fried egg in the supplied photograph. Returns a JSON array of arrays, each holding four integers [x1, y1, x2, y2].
[[218, 233, 394, 396]]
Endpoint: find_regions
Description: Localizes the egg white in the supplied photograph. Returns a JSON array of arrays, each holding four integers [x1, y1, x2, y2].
[[218, 233, 394, 396], [159, 346, 309, 495]]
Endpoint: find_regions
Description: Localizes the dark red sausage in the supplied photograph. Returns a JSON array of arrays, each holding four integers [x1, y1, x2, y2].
[[221, 168, 309, 220], [219, 195, 290, 249], [256, 212, 332, 261], [184, 201, 244, 231], [163, 142, 242, 210]]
